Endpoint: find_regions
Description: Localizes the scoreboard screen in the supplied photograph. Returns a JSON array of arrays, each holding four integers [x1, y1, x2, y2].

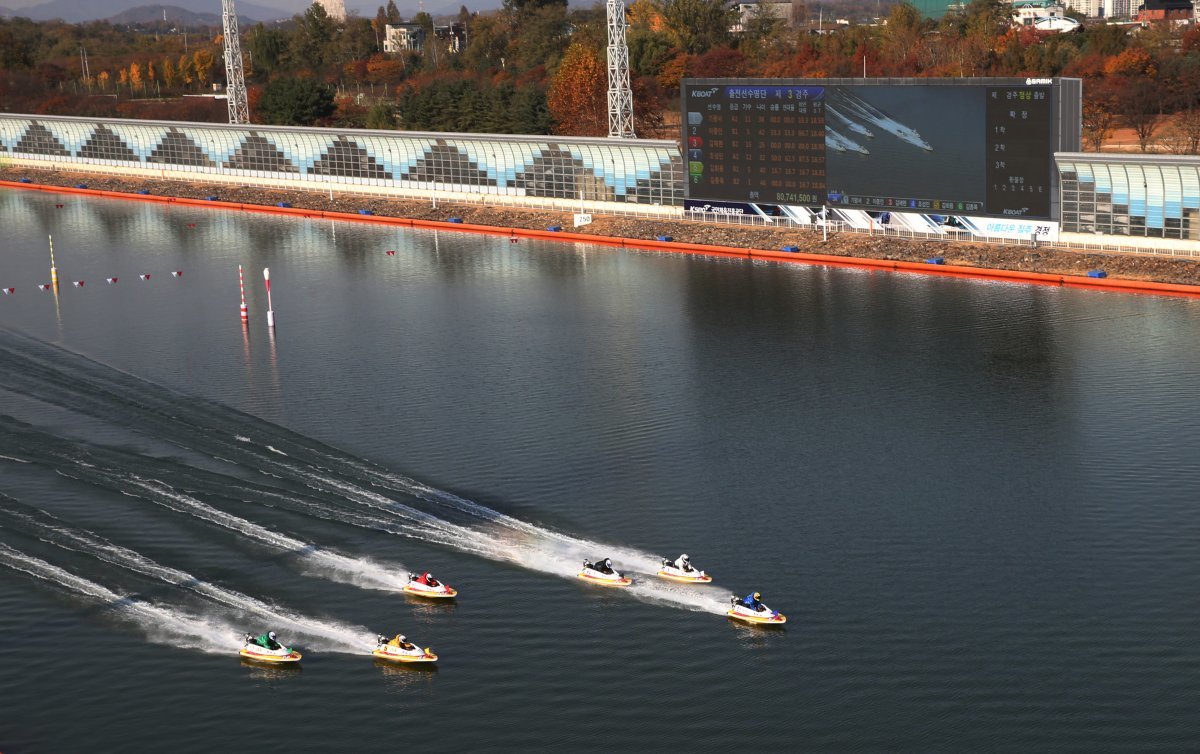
[[682, 78, 1080, 221]]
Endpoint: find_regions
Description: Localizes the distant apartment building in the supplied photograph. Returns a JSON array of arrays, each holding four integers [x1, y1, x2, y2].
[[1134, 0, 1194, 19], [1103, 0, 1133, 17], [313, 0, 347, 22]]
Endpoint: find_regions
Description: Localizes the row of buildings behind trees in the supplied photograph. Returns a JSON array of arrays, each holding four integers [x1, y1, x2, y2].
[[0, 0, 1198, 152]]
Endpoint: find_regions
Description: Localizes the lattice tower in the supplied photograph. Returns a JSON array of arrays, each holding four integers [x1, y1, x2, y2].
[[606, 0, 635, 138], [222, 0, 250, 124]]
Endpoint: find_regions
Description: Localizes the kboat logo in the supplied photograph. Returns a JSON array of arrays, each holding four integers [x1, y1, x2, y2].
[[691, 87, 721, 98]]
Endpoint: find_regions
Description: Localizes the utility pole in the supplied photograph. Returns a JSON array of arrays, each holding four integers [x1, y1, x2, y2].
[[222, 0, 250, 124], [606, 0, 635, 138]]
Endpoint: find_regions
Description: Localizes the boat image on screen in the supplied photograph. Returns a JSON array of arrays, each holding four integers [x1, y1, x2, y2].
[[829, 89, 934, 152]]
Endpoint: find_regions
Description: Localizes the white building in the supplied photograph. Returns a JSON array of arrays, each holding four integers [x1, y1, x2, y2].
[[1012, 0, 1072, 24], [383, 23, 425, 53], [314, 0, 346, 22], [1103, 0, 1132, 16], [1064, 0, 1103, 15], [732, 1, 797, 32]]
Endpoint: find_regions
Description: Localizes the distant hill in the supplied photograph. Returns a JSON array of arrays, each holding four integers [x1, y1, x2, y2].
[[16, 0, 292, 23], [0, 5, 17, 16], [107, 4, 263, 25]]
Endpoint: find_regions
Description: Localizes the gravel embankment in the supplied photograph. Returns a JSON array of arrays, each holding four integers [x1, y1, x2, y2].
[[5, 167, 1199, 286]]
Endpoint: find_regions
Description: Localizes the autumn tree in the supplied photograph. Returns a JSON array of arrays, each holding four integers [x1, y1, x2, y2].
[[881, 1, 924, 72], [657, 0, 733, 54], [129, 62, 143, 91], [162, 58, 177, 88], [1081, 77, 1121, 152], [193, 49, 216, 87], [1114, 75, 1165, 152], [546, 42, 606, 136]]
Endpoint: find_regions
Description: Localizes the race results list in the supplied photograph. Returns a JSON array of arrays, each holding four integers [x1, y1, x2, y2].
[[985, 86, 1053, 218], [684, 85, 826, 205]]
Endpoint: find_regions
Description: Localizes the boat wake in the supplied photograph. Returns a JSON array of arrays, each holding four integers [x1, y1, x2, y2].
[[0, 541, 242, 655], [0, 332, 732, 616], [0, 496, 375, 653]]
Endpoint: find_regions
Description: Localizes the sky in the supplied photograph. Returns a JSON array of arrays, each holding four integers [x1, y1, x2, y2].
[[0, 0, 515, 15]]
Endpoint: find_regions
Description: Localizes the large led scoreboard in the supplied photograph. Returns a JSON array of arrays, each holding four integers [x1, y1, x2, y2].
[[682, 78, 1081, 222]]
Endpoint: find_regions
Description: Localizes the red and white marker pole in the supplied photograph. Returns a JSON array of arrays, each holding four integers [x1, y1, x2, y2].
[[263, 267, 275, 328], [238, 265, 248, 323], [49, 234, 58, 289]]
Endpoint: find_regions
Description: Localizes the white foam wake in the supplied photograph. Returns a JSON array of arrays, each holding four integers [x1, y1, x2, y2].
[[0, 542, 242, 654]]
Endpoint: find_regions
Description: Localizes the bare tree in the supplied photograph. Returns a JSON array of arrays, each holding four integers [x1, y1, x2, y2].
[[1115, 76, 1164, 153]]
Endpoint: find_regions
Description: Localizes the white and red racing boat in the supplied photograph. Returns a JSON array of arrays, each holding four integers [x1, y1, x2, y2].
[[402, 573, 458, 599]]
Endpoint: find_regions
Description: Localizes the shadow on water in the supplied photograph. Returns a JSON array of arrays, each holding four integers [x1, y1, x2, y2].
[[240, 658, 303, 683], [374, 658, 438, 691]]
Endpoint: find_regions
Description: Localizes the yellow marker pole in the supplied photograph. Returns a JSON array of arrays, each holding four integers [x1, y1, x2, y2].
[[48, 234, 58, 288]]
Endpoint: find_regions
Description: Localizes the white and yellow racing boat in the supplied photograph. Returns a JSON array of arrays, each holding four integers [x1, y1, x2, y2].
[[657, 558, 712, 584], [372, 634, 438, 664], [726, 597, 787, 626], [239, 634, 302, 664], [578, 559, 632, 587]]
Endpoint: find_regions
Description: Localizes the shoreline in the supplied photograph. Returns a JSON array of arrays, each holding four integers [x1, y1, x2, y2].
[[3, 167, 1200, 297]]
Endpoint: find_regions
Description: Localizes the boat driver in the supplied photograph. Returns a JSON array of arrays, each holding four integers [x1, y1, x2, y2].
[[591, 558, 615, 575], [255, 631, 282, 650], [740, 592, 766, 612], [412, 572, 441, 587], [389, 634, 416, 651], [674, 554, 693, 572]]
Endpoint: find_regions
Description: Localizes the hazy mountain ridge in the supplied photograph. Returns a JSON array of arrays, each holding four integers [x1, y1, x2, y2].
[[3, 0, 505, 23], [6, 0, 292, 23]]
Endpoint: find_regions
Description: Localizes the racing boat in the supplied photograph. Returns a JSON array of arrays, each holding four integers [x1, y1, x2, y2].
[[372, 634, 438, 664], [726, 597, 787, 626], [402, 572, 458, 599], [578, 559, 632, 587], [657, 558, 712, 584], [239, 633, 302, 664]]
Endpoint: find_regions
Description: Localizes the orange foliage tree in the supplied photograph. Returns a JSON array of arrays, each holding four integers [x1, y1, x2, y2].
[[546, 42, 607, 136]]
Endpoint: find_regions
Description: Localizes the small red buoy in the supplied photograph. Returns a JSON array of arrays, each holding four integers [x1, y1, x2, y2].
[[106, 277, 118, 284], [73, 281, 85, 287], [171, 271, 182, 278], [2, 288, 14, 295], [140, 274, 151, 281], [386, 250, 396, 256], [55, 204, 64, 208], [38, 284, 51, 291]]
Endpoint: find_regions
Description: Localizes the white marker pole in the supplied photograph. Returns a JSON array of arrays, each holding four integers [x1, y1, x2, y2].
[[263, 267, 275, 328]]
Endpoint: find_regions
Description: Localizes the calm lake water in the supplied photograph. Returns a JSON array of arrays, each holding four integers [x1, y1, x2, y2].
[[0, 188, 1197, 752]]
